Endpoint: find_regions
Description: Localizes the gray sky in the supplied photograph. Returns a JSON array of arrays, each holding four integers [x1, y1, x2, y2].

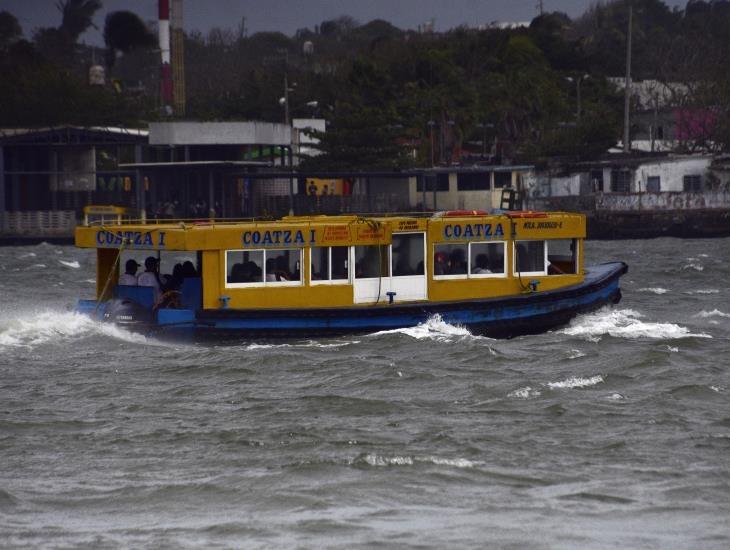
[[6, 0, 691, 46]]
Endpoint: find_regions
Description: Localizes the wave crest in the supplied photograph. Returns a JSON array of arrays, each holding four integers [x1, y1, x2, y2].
[[370, 314, 478, 342], [0, 310, 147, 348], [351, 453, 477, 469], [547, 375, 604, 389], [558, 308, 711, 341], [693, 309, 730, 319], [637, 287, 669, 294]]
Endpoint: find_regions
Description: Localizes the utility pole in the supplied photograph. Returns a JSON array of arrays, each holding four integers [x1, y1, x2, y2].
[[537, 1, 544, 15], [623, 4, 633, 154], [284, 69, 290, 126]]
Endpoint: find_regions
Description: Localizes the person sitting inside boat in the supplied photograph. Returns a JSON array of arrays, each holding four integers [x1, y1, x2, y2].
[[448, 249, 467, 275], [137, 256, 162, 298], [434, 252, 448, 275], [162, 263, 184, 292], [472, 254, 492, 274], [182, 260, 197, 278], [266, 257, 291, 281], [119, 259, 140, 285]]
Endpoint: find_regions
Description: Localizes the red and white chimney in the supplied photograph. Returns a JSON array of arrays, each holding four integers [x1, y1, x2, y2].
[[159, 0, 173, 109]]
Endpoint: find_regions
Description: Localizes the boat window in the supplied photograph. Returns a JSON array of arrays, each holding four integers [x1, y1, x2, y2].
[[226, 250, 263, 284], [433, 243, 468, 277], [354, 245, 389, 279], [469, 242, 506, 276], [392, 233, 425, 276], [226, 249, 302, 286], [515, 241, 546, 274], [266, 249, 301, 282], [331, 247, 349, 280], [311, 246, 349, 283], [311, 247, 327, 281], [547, 239, 577, 275]]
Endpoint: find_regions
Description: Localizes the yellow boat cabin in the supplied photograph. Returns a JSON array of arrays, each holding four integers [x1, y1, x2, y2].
[[74, 211, 627, 338]]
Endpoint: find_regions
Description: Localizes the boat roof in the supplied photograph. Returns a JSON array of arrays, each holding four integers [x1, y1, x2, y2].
[[75, 212, 585, 251]]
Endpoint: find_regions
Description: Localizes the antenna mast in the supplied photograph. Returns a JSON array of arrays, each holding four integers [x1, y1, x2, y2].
[[623, 4, 633, 153]]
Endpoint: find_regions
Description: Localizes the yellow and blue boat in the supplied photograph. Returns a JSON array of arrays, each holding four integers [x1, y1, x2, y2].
[[74, 210, 627, 338]]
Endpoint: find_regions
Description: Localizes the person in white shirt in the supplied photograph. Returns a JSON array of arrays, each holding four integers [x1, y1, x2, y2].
[[137, 256, 162, 298], [472, 254, 493, 274], [119, 259, 140, 285]]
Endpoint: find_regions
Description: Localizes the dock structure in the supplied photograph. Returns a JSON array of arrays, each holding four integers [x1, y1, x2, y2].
[[3, 124, 728, 241]]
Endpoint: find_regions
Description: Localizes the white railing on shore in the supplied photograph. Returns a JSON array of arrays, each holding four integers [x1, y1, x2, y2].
[[527, 191, 730, 212], [1, 210, 77, 236], [595, 191, 730, 211]]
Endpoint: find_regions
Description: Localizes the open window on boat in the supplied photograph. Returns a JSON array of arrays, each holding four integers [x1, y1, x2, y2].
[[392, 233, 425, 276], [311, 246, 349, 284], [225, 249, 302, 287], [468, 242, 506, 277], [433, 243, 468, 278], [515, 240, 546, 275], [354, 245, 390, 279], [547, 239, 578, 275]]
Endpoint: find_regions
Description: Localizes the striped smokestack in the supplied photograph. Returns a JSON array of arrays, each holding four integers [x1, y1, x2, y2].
[[159, 0, 173, 110]]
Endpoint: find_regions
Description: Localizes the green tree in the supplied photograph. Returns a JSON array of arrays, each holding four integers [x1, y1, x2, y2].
[[0, 11, 22, 50], [103, 11, 156, 69]]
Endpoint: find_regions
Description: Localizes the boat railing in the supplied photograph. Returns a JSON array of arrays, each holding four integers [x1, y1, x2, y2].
[[82, 211, 446, 227]]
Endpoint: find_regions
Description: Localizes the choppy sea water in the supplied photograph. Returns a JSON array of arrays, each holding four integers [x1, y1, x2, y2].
[[0, 239, 728, 549]]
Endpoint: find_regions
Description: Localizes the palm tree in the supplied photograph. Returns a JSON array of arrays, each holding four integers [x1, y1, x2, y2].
[[57, 0, 102, 43]]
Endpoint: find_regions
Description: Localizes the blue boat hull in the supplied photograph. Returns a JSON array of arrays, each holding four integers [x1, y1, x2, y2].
[[132, 261, 626, 340]]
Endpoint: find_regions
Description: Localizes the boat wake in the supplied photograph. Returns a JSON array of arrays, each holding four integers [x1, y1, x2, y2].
[[0, 310, 148, 348], [370, 314, 483, 342], [558, 308, 712, 341]]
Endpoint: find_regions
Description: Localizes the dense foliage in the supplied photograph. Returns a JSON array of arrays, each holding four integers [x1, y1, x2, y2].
[[2, 1, 730, 165]]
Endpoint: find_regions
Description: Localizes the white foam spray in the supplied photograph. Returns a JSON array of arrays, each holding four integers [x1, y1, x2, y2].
[[0, 310, 148, 348], [558, 308, 711, 341], [58, 260, 81, 269], [693, 309, 730, 319], [370, 314, 484, 342], [547, 375, 604, 389], [637, 287, 669, 294]]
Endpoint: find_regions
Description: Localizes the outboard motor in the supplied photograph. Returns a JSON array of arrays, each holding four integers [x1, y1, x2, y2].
[[103, 298, 154, 328]]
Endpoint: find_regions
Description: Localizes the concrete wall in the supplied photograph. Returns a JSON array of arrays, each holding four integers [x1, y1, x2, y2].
[[408, 170, 528, 211], [150, 122, 292, 145], [529, 174, 582, 197], [596, 191, 730, 211], [633, 157, 711, 192]]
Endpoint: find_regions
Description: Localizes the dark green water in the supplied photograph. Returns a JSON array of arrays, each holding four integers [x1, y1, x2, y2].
[[1, 239, 728, 548]]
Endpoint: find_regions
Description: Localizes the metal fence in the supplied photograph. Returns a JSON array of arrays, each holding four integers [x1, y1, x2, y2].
[[256, 194, 411, 218], [1, 210, 76, 236]]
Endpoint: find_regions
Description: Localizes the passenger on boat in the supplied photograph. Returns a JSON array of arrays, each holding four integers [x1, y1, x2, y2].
[[119, 259, 140, 285], [182, 260, 197, 278], [548, 262, 566, 275], [472, 254, 492, 274], [448, 249, 468, 275], [237, 261, 261, 283], [275, 256, 292, 280], [229, 263, 245, 283], [265, 258, 278, 281], [137, 256, 162, 297], [162, 263, 184, 291], [434, 252, 448, 275]]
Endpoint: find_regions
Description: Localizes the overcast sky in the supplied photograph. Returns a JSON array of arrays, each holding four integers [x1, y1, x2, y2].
[[6, 0, 691, 46]]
